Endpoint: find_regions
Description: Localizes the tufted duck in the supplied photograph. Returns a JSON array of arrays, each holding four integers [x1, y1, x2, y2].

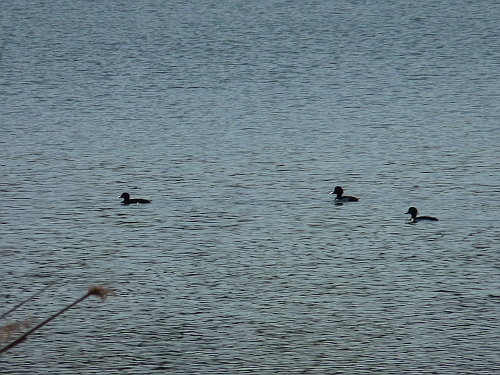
[[406, 207, 438, 223], [330, 186, 359, 202], [119, 192, 151, 205]]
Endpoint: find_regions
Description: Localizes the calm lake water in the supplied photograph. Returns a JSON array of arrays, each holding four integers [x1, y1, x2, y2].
[[1, 1, 500, 373]]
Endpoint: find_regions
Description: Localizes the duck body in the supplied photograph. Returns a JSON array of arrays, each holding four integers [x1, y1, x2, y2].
[[406, 207, 438, 223], [119, 192, 151, 205], [330, 186, 359, 202]]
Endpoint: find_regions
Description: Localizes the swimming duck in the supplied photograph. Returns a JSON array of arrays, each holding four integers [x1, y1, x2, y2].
[[119, 192, 151, 205], [406, 207, 438, 223], [330, 186, 359, 202]]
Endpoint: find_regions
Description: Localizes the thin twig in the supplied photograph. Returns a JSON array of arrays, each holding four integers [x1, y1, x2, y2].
[[0, 283, 55, 320], [0, 286, 114, 355]]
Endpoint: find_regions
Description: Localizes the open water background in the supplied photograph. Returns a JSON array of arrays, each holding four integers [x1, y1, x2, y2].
[[1, 1, 500, 373]]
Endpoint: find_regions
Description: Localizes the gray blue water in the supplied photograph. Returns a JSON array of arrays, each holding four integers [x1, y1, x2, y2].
[[1, 1, 500, 373]]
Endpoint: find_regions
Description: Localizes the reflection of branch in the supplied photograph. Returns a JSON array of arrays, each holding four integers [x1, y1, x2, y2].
[[1, 283, 54, 319], [0, 286, 115, 355]]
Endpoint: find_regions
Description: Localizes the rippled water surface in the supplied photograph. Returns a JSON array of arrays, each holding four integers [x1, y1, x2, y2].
[[1, 1, 500, 373]]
